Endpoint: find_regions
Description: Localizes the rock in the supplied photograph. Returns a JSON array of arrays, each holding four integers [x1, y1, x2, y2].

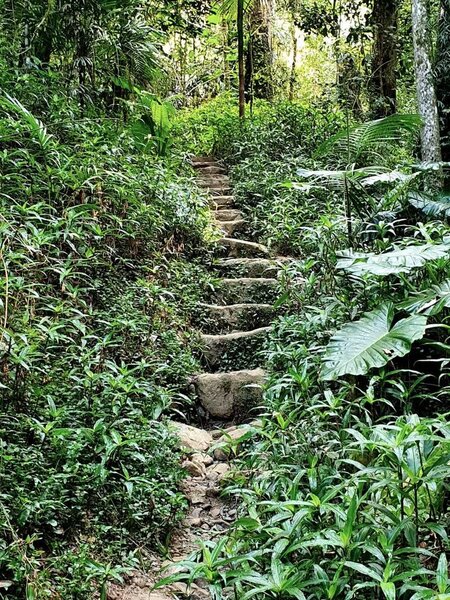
[[209, 195, 235, 209], [214, 278, 278, 305], [217, 257, 292, 278], [208, 463, 230, 479], [200, 303, 274, 334], [218, 219, 247, 238], [217, 237, 269, 258], [196, 369, 266, 418], [170, 422, 213, 452], [182, 459, 206, 478], [220, 424, 251, 443], [214, 208, 242, 221], [200, 330, 270, 371], [191, 452, 213, 466], [213, 447, 228, 462]]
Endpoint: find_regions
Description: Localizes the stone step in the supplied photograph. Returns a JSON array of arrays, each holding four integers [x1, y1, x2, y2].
[[214, 277, 278, 305], [198, 303, 275, 334], [200, 327, 271, 371], [217, 238, 270, 258], [197, 165, 227, 174], [191, 156, 215, 164], [217, 257, 292, 278], [210, 196, 235, 209], [199, 183, 232, 194], [196, 369, 266, 419], [218, 219, 247, 238], [215, 209, 242, 221]]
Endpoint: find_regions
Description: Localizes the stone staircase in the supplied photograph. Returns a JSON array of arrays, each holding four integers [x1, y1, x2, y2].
[[191, 156, 288, 421]]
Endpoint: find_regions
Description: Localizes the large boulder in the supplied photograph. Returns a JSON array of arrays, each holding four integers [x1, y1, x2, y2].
[[195, 369, 266, 419]]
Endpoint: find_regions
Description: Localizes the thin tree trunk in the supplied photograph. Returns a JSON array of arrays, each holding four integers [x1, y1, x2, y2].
[[237, 0, 245, 118], [289, 22, 297, 101], [369, 0, 398, 117], [436, 0, 450, 166], [412, 0, 442, 166], [222, 18, 231, 91], [245, 0, 273, 100]]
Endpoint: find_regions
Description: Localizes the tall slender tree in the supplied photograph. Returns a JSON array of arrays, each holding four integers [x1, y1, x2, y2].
[[436, 0, 450, 166], [369, 0, 398, 117], [412, 0, 442, 166], [237, 0, 245, 117], [245, 0, 274, 101]]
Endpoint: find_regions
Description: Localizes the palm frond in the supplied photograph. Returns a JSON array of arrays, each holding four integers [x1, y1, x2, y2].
[[0, 94, 54, 151], [316, 114, 422, 164], [216, 0, 258, 19]]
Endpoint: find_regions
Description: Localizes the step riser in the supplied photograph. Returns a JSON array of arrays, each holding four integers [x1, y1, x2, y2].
[[198, 304, 275, 334], [217, 258, 291, 278], [219, 220, 247, 238], [217, 238, 269, 259], [214, 280, 278, 305], [197, 167, 227, 174], [196, 369, 266, 419], [215, 209, 242, 221], [200, 328, 270, 372], [210, 197, 235, 209]]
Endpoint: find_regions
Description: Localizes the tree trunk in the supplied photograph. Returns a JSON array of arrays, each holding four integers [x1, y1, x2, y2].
[[289, 21, 297, 102], [436, 0, 450, 165], [412, 0, 442, 165], [237, 0, 245, 118], [245, 0, 273, 100], [369, 0, 398, 117]]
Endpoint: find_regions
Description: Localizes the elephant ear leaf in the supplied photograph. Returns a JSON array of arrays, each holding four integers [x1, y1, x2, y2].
[[321, 303, 427, 381]]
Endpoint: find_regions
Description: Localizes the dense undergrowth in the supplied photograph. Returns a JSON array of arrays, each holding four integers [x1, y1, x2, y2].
[[0, 69, 219, 597], [165, 98, 450, 598]]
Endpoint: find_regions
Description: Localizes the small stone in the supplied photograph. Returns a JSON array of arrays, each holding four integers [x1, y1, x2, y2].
[[134, 576, 149, 589], [209, 463, 230, 480], [188, 517, 202, 527], [213, 448, 228, 462], [183, 459, 206, 478], [191, 452, 213, 466]]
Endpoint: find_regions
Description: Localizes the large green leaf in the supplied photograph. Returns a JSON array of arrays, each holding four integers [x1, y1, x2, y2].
[[336, 242, 450, 276], [400, 279, 450, 315], [408, 191, 450, 217], [321, 303, 427, 381]]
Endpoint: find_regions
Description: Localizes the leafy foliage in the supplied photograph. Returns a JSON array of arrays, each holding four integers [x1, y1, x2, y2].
[[321, 303, 427, 380]]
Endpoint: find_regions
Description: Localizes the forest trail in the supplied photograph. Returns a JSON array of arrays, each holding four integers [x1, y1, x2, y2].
[[110, 158, 287, 600]]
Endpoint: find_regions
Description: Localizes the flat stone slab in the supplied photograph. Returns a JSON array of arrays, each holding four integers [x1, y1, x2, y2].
[[218, 219, 246, 237], [209, 196, 235, 209], [200, 303, 275, 333], [217, 238, 269, 258], [215, 277, 278, 304], [200, 327, 271, 370], [196, 369, 266, 418], [217, 257, 292, 278], [215, 208, 242, 221]]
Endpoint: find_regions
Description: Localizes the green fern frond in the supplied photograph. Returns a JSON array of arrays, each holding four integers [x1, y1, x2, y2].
[[316, 114, 422, 163]]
